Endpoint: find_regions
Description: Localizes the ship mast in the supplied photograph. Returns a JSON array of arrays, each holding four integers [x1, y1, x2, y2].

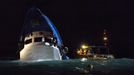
[[103, 29, 110, 54], [103, 29, 109, 47]]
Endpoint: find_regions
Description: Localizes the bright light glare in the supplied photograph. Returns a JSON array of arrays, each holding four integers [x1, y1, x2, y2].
[[45, 42, 50, 45], [103, 37, 108, 41], [81, 45, 88, 49]]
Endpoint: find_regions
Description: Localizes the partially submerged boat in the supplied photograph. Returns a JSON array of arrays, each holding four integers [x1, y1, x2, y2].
[[19, 7, 68, 61]]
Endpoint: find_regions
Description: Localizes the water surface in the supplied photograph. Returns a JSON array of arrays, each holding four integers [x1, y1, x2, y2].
[[0, 58, 134, 75]]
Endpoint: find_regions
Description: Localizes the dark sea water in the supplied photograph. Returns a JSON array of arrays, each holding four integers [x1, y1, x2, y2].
[[0, 58, 134, 75]]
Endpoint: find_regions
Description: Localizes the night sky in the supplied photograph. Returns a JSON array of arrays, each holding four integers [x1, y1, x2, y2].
[[0, 0, 134, 59]]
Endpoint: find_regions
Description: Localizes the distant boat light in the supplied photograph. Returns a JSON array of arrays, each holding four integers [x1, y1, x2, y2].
[[103, 37, 108, 41], [81, 45, 88, 49]]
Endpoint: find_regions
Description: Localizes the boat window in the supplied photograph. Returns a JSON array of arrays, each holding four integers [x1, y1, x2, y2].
[[34, 37, 42, 42], [25, 39, 32, 44], [45, 37, 52, 43]]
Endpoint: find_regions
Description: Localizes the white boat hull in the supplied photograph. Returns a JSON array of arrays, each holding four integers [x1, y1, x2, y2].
[[20, 43, 62, 61]]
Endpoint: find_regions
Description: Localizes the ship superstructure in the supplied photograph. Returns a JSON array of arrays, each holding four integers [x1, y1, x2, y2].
[[77, 45, 114, 59]]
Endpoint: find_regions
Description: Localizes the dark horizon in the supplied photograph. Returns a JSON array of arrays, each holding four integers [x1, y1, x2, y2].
[[0, 0, 134, 59]]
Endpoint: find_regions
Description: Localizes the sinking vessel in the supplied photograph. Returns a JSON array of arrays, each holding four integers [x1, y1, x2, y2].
[[18, 7, 68, 61]]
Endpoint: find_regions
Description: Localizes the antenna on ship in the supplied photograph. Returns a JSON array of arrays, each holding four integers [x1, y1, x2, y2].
[[103, 29, 110, 54], [103, 29, 109, 47]]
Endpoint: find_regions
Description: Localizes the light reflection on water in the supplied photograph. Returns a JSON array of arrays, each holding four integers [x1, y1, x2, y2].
[[0, 58, 134, 75]]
